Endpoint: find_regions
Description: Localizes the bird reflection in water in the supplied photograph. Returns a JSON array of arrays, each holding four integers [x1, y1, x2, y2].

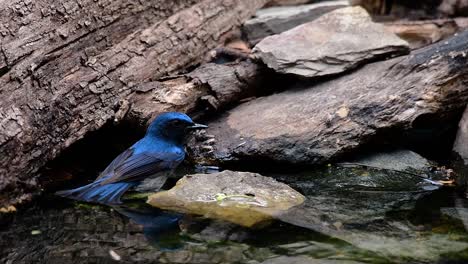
[[112, 202, 184, 250]]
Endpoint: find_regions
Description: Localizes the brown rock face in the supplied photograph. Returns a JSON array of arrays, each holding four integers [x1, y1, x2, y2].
[[189, 31, 468, 166], [253, 6, 409, 78]]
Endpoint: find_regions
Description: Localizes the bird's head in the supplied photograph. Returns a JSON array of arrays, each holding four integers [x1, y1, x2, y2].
[[146, 112, 207, 143]]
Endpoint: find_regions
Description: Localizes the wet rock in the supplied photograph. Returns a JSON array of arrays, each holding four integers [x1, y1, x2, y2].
[[188, 31, 468, 166], [453, 106, 468, 165], [342, 149, 433, 173], [147, 170, 305, 227], [243, 1, 348, 44], [275, 165, 441, 231], [272, 165, 468, 262], [253, 6, 409, 78]]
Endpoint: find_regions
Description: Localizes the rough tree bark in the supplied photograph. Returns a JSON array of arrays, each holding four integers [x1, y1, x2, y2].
[[0, 0, 268, 207], [127, 61, 264, 124]]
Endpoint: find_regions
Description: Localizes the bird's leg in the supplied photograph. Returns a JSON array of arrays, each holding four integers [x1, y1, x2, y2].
[[186, 129, 218, 166], [194, 164, 220, 174], [192, 129, 216, 154]]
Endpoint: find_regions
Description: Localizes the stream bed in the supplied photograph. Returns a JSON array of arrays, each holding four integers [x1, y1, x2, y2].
[[1, 165, 468, 264]]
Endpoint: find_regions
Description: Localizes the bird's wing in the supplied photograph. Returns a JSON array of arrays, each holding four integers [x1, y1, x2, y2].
[[97, 148, 134, 180], [99, 150, 184, 185]]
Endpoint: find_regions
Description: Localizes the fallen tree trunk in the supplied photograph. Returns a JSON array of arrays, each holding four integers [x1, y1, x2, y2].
[[127, 60, 264, 124], [0, 0, 268, 208], [188, 30, 468, 167]]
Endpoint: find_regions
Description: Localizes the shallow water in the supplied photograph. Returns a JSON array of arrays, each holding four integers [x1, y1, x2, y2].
[[1, 166, 468, 264]]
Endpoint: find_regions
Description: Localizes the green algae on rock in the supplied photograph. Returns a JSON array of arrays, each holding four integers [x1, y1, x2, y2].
[[147, 170, 305, 227]]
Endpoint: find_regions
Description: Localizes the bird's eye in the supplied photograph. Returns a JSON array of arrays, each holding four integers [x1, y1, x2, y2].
[[172, 120, 182, 126]]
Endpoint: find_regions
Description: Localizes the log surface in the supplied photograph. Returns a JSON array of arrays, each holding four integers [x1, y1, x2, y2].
[[0, 0, 268, 207]]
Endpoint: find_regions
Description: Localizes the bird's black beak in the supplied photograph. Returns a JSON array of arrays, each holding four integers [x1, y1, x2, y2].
[[188, 123, 208, 130]]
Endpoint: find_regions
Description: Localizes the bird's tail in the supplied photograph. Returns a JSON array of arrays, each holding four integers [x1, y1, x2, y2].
[[56, 179, 136, 205]]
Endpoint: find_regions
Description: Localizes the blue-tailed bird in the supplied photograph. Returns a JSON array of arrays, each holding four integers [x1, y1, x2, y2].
[[56, 112, 207, 205]]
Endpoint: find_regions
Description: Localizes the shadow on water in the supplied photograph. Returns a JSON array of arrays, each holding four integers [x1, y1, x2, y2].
[[1, 165, 468, 264]]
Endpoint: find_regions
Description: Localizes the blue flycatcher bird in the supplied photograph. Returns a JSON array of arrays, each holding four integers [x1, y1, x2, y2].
[[56, 112, 207, 205]]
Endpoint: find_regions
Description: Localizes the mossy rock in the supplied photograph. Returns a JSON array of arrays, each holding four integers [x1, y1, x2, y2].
[[147, 170, 305, 227]]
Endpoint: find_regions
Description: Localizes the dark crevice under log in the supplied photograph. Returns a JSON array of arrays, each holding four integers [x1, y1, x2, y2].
[[38, 120, 144, 193], [0, 0, 269, 208]]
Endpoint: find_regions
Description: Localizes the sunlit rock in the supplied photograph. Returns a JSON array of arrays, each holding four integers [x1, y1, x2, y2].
[[147, 170, 305, 227], [253, 6, 409, 78]]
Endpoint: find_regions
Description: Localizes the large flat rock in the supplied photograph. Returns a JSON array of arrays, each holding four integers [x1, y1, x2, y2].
[[147, 170, 305, 227], [253, 6, 409, 78], [188, 31, 468, 166]]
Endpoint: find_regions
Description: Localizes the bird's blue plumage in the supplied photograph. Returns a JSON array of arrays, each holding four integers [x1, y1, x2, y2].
[[56, 112, 205, 204]]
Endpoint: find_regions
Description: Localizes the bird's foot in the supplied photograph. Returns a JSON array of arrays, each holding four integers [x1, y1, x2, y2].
[[187, 129, 217, 164]]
